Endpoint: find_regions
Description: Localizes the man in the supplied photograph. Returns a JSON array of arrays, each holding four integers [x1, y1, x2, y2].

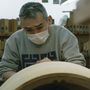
[[0, 2, 86, 81]]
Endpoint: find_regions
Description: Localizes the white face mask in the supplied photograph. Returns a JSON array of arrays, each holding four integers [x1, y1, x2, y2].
[[27, 30, 49, 45]]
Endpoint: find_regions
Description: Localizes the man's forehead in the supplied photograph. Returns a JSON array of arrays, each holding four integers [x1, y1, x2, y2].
[[21, 18, 45, 28]]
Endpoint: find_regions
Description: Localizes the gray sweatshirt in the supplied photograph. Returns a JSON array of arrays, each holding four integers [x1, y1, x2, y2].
[[0, 25, 86, 78]]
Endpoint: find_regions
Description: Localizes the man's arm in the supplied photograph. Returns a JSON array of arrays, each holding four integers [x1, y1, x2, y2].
[[60, 27, 86, 66], [0, 38, 19, 81]]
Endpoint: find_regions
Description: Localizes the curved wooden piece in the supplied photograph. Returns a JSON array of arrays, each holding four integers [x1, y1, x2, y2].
[[0, 61, 90, 90]]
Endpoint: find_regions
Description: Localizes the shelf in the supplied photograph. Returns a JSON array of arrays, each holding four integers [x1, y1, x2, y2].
[[0, 32, 13, 38]]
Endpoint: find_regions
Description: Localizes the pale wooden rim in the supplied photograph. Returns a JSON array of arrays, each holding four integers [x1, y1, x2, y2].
[[0, 62, 90, 90]]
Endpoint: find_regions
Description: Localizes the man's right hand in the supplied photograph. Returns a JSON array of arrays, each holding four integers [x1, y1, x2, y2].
[[36, 57, 52, 64]]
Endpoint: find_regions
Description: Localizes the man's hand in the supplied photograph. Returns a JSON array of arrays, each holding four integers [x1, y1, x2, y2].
[[36, 58, 52, 64], [2, 71, 16, 81]]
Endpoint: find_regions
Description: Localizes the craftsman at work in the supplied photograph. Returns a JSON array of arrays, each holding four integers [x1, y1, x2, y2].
[[0, 2, 86, 82]]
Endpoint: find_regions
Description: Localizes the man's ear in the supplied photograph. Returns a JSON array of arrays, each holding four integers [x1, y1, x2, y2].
[[47, 15, 53, 25]]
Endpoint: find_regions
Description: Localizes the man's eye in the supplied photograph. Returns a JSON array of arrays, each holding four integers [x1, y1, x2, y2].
[[25, 28, 33, 32], [36, 26, 43, 29]]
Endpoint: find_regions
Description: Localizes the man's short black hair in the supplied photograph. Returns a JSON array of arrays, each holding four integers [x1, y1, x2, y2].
[[19, 2, 48, 20]]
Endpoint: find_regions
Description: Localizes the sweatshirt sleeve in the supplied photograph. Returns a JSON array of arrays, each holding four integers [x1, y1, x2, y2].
[[60, 27, 86, 66], [0, 37, 20, 80]]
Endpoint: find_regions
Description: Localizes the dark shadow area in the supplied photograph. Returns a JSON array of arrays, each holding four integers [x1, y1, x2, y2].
[[33, 80, 89, 90]]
